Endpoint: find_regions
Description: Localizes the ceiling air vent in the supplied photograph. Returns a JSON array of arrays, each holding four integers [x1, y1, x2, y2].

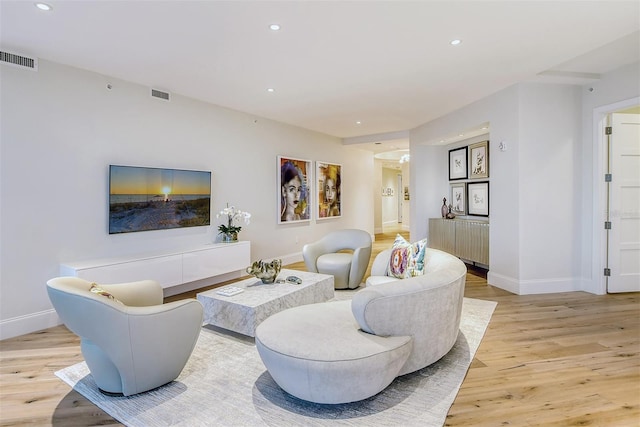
[[0, 50, 38, 71], [151, 88, 170, 101]]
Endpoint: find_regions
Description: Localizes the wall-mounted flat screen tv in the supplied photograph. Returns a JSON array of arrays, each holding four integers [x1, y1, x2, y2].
[[109, 165, 211, 234]]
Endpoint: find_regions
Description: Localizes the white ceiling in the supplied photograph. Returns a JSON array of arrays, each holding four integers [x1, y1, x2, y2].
[[2, 0, 639, 161]]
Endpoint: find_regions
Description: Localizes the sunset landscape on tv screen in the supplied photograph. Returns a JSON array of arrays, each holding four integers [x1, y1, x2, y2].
[[109, 165, 211, 234]]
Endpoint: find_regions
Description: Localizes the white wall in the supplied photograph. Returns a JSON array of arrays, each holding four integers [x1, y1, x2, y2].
[[411, 82, 580, 294], [400, 161, 410, 230], [409, 144, 448, 240], [411, 62, 640, 295], [516, 83, 582, 293], [373, 159, 383, 233], [374, 162, 410, 232], [0, 59, 374, 339], [381, 167, 399, 224], [411, 85, 521, 286]]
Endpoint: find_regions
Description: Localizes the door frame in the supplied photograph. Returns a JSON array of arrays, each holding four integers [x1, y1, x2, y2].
[[592, 96, 640, 294]]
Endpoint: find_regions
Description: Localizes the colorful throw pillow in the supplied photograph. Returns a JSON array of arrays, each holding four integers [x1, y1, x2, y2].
[[387, 234, 427, 279], [89, 283, 123, 304]]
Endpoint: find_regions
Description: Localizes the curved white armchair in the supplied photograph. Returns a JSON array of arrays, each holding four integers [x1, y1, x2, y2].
[[302, 229, 372, 289], [46, 277, 203, 396]]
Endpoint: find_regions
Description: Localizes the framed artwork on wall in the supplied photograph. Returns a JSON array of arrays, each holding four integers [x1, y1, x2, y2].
[[278, 156, 311, 224], [316, 161, 342, 219], [450, 183, 466, 215], [469, 140, 489, 179], [448, 147, 468, 180], [467, 181, 489, 216]]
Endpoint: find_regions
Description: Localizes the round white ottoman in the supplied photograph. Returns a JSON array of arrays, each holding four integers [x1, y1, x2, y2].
[[255, 300, 412, 404]]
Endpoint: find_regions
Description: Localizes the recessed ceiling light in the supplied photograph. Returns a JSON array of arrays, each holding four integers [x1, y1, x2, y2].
[[35, 2, 52, 11], [450, 39, 461, 46], [269, 24, 281, 31], [458, 133, 464, 137], [266, 88, 275, 93]]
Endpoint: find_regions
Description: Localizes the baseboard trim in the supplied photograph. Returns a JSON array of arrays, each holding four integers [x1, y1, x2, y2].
[[487, 272, 582, 295], [0, 309, 61, 341], [518, 277, 581, 294], [280, 252, 304, 266], [579, 277, 605, 295], [487, 271, 520, 294]]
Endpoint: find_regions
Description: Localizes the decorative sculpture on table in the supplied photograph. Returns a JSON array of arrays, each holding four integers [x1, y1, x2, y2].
[[246, 259, 282, 284]]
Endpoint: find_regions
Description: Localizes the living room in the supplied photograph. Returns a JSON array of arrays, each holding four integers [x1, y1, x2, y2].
[[2, 0, 639, 341], [1, 1, 639, 425]]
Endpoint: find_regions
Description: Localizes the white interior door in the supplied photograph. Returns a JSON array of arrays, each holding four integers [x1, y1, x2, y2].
[[607, 113, 640, 293]]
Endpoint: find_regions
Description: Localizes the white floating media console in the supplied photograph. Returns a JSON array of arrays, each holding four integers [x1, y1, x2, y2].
[[60, 241, 251, 289]]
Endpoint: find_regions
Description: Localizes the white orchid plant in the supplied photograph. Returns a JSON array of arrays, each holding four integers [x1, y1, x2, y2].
[[216, 203, 251, 235]]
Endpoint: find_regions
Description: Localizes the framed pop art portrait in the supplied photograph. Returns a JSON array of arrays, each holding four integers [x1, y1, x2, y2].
[[469, 140, 489, 179], [316, 161, 342, 219], [448, 147, 468, 180], [278, 156, 311, 224]]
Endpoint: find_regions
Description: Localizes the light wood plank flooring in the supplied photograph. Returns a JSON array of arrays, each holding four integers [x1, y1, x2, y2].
[[1, 227, 638, 426]]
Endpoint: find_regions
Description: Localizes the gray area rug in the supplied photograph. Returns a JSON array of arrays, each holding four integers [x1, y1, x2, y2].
[[56, 297, 496, 427]]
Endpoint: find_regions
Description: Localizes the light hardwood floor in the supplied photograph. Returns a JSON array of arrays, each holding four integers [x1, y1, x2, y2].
[[1, 227, 639, 426]]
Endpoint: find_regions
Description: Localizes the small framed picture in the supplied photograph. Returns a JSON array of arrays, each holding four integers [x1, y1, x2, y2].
[[469, 140, 489, 179], [448, 147, 468, 180], [278, 156, 312, 224], [467, 181, 489, 216], [450, 183, 466, 215]]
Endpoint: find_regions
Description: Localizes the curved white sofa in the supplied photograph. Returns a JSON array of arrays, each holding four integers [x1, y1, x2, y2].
[[255, 247, 466, 404]]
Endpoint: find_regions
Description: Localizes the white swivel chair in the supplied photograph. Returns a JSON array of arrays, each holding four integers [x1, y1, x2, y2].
[[46, 277, 203, 396], [302, 229, 372, 289]]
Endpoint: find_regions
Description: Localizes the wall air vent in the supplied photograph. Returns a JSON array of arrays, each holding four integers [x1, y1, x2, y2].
[[151, 88, 170, 101], [0, 51, 38, 71]]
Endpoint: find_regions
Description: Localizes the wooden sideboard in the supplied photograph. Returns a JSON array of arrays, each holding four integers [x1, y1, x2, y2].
[[60, 241, 251, 289], [428, 218, 489, 266]]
